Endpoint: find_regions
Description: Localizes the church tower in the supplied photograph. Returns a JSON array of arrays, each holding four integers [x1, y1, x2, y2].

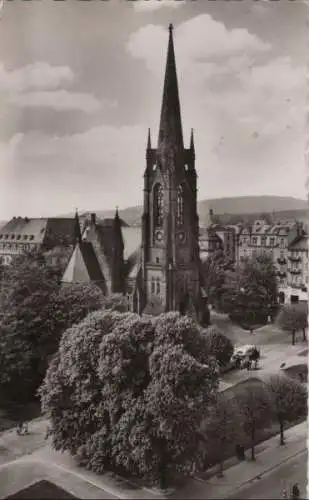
[[141, 24, 201, 316]]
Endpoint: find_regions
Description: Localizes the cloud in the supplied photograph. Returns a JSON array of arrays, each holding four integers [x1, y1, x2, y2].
[[126, 15, 270, 74], [0, 62, 73, 93], [0, 62, 108, 114], [133, 0, 184, 12], [8, 90, 104, 113]]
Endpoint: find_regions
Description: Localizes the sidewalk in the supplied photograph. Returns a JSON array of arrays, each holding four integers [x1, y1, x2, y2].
[[167, 420, 307, 499], [0, 417, 307, 500]]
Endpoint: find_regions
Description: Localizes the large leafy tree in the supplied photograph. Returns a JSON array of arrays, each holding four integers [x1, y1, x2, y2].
[[201, 392, 243, 476], [39, 311, 219, 488], [202, 326, 234, 367], [276, 303, 308, 345], [0, 253, 104, 406], [222, 254, 278, 326], [201, 250, 233, 307], [235, 383, 273, 460], [267, 374, 307, 445]]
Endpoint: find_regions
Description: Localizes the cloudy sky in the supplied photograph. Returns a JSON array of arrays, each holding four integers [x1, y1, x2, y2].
[[0, 0, 307, 220]]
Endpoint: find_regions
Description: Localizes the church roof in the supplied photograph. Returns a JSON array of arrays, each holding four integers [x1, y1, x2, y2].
[[62, 241, 105, 285], [157, 24, 184, 161], [122, 226, 141, 261]]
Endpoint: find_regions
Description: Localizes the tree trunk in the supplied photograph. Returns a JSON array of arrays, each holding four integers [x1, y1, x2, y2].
[[292, 330, 296, 345], [279, 419, 285, 445], [302, 328, 306, 341], [251, 427, 255, 461], [217, 460, 224, 477]]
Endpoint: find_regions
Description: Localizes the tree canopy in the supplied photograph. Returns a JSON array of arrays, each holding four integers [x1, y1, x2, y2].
[[276, 303, 308, 344], [39, 311, 219, 487], [202, 326, 234, 367], [267, 374, 307, 445], [222, 254, 278, 326], [0, 253, 105, 406], [201, 250, 233, 307]]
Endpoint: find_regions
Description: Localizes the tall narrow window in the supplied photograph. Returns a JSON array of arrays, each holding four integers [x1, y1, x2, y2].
[[176, 184, 184, 226], [151, 277, 155, 294], [153, 183, 163, 227], [156, 277, 160, 295]]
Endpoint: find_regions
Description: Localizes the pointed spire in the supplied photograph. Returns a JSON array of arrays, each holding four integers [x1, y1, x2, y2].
[[114, 205, 119, 220], [74, 208, 82, 243], [147, 128, 151, 149], [157, 23, 184, 158], [190, 128, 195, 151]]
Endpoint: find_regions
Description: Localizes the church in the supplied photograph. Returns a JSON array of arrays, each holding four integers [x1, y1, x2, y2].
[[62, 24, 208, 324]]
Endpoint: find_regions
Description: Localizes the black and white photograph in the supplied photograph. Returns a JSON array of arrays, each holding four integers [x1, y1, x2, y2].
[[0, 0, 307, 498]]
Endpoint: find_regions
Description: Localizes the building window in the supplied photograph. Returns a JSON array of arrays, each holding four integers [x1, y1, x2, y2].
[[153, 183, 163, 227], [151, 277, 155, 294], [176, 184, 184, 226], [156, 277, 160, 295], [270, 237, 275, 246], [252, 237, 257, 245], [156, 257, 159, 263], [280, 238, 285, 248], [261, 237, 266, 246]]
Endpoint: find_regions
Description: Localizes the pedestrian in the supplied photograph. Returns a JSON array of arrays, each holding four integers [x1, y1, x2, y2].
[[291, 483, 300, 499], [281, 487, 288, 499], [17, 421, 23, 435]]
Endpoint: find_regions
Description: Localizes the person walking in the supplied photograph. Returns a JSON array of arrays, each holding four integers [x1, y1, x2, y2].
[[291, 483, 300, 499]]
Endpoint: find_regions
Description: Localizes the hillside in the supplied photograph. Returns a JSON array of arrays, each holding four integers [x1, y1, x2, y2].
[[80, 196, 308, 226]]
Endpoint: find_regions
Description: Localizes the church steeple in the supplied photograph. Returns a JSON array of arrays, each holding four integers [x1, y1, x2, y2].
[[147, 128, 151, 149], [190, 128, 195, 156], [157, 23, 184, 160], [74, 209, 82, 243]]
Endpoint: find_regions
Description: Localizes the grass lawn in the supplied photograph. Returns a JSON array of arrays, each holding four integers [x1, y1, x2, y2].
[[5, 480, 78, 499]]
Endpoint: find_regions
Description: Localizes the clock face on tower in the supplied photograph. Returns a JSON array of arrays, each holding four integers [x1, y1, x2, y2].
[[177, 231, 185, 243], [155, 230, 163, 242]]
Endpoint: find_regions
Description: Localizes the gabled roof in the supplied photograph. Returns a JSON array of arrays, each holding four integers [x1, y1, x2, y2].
[[0, 217, 77, 247], [288, 234, 308, 251], [62, 241, 105, 286]]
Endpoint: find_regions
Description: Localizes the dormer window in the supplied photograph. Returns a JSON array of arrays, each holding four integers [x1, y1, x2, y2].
[[30, 235, 34, 240], [23, 235, 28, 240], [5, 235, 8, 239], [11, 235, 15, 239], [17, 235, 21, 240]]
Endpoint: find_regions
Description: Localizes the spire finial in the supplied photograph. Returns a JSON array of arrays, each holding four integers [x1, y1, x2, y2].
[[190, 128, 195, 150], [74, 208, 82, 243], [169, 23, 173, 33], [115, 205, 119, 218], [147, 128, 151, 149]]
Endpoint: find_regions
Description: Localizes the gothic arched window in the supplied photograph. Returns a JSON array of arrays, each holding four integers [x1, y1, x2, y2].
[[153, 183, 163, 227], [176, 184, 184, 226]]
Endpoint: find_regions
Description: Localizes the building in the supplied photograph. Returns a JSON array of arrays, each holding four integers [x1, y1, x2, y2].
[[237, 219, 307, 303], [0, 214, 81, 266], [286, 233, 308, 303], [63, 25, 208, 323]]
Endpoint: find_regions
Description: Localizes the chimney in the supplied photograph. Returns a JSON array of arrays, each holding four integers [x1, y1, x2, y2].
[[90, 213, 96, 225]]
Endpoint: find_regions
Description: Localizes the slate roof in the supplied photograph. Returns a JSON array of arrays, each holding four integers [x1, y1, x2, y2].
[[62, 241, 105, 287], [0, 217, 77, 247], [122, 226, 141, 261], [289, 234, 308, 251]]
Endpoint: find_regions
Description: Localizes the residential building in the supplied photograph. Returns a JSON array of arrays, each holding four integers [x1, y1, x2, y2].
[[0, 215, 80, 266]]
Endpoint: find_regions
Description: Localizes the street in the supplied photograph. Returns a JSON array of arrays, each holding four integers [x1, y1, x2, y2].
[[228, 449, 308, 499]]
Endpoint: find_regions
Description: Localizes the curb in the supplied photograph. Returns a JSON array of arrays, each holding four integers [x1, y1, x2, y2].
[[220, 447, 306, 499]]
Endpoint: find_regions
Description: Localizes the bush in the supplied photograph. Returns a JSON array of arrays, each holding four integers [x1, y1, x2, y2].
[[202, 326, 234, 366]]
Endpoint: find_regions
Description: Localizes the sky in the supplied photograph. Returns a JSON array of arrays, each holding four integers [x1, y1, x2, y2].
[[0, 0, 307, 220]]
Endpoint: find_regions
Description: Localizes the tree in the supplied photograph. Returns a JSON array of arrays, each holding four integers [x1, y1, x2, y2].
[[201, 392, 243, 476], [39, 311, 219, 488], [276, 303, 308, 345], [201, 250, 233, 307], [235, 384, 273, 460], [202, 326, 234, 367], [0, 253, 104, 406], [222, 254, 278, 326], [267, 374, 307, 445]]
